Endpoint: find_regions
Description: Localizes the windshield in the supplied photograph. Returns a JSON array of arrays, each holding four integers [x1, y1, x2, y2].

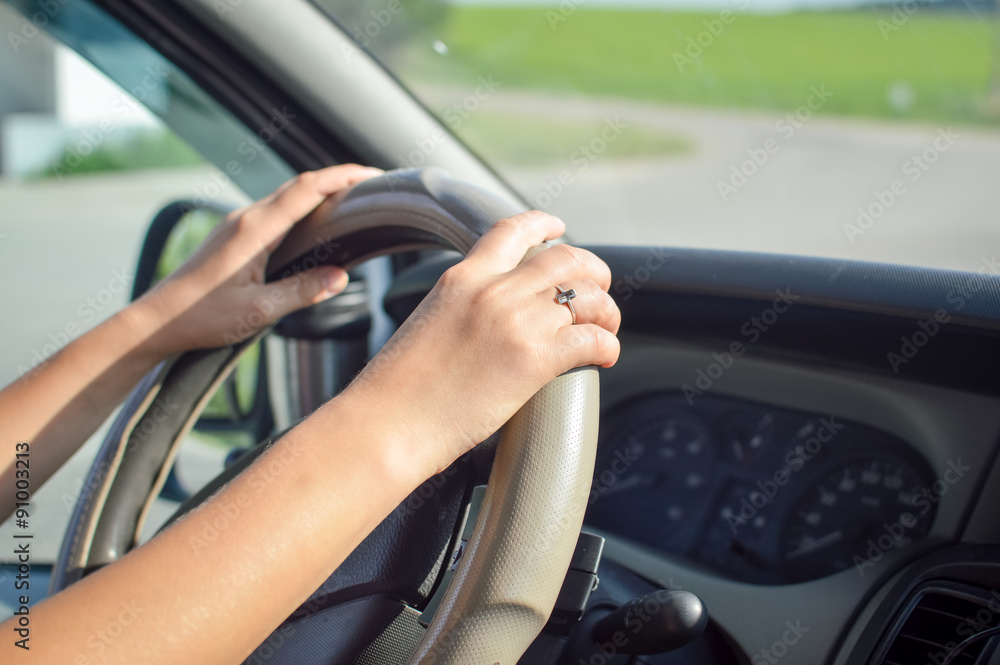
[[313, 0, 999, 273]]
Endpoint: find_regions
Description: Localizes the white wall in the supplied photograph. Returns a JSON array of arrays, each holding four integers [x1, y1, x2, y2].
[[54, 45, 157, 128]]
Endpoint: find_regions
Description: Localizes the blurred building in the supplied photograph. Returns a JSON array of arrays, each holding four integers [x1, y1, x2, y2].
[[0, 2, 155, 177], [0, 3, 55, 175]]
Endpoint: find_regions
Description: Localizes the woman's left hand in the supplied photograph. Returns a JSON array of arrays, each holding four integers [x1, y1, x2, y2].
[[131, 164, 382, 356]]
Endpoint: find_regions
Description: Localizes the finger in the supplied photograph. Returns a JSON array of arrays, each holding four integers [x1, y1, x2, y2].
[[545, 281, 621, 333], [224, 201, 262, 223], [464, 211, 566, 271], [247, 165, 384, 244], [260, 266, 349, 321], [515, 244, 613, 294], [223, 170, 320, 223], [268, 164, 383, 222], [554, 323, 621, 370]]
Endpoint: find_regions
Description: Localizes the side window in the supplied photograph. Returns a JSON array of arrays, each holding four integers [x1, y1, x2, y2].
[[0, 0, 293, 600]]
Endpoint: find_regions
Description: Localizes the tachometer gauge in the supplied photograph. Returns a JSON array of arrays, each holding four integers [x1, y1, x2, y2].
[[780, 456, 936, 582], [587, 410, 716, 549], [700, 481, 783, 584], [724, 410, 776, 467]]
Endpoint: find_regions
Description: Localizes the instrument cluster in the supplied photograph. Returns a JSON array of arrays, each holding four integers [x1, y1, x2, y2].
[[585, 392, 938, 584]]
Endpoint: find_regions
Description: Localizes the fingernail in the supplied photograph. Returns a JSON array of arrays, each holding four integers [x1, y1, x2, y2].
[[324, 267, 347, 293]]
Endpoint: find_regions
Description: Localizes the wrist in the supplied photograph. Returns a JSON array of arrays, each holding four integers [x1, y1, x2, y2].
[[112, 296, 177, 367], [317, 383, 442, 493]]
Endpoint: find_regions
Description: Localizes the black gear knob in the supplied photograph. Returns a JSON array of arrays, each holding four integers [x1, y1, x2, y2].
[[590, 589, 708, 655]]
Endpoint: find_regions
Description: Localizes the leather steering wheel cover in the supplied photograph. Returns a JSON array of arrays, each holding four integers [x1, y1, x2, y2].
[[267, 167, 521, 275], [51, 167, 601, 665], [408, 369, 599, 664]]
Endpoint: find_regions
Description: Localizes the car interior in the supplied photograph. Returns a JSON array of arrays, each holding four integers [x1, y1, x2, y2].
[[2, 0, 1000, 663]]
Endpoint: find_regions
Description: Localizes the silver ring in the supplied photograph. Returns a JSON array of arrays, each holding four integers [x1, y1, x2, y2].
[[555, 285, 577, 325]]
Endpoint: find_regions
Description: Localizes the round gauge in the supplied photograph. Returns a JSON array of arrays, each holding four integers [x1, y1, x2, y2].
[[699, 481, 783, 584], [724, 410, 777, 467], [780, 456, 936, 582], [587, 410, 716, 548]]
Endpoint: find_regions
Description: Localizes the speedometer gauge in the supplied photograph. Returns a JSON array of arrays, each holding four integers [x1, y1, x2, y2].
[[587, 409, 716, 549], [780, 456, 936, 582]]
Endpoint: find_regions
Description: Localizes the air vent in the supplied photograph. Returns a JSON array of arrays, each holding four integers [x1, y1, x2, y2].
[[876, 583, 1000, 665]]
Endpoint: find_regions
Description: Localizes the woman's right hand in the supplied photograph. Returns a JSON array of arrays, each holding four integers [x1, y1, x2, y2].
[[338, 210, 621, 480]]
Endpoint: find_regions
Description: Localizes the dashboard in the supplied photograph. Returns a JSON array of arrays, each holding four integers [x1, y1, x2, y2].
[[578, 332, 1000, 664], [585, 391, 938, 586]]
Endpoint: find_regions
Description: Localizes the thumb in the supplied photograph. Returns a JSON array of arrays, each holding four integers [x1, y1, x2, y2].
[[266, 266, 349, 320]]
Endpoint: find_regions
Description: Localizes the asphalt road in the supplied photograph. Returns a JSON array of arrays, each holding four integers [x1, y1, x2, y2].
[[448, 88, 1000, 273]]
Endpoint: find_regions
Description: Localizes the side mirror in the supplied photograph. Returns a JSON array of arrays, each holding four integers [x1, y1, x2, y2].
[[133, 201, 273, 500]]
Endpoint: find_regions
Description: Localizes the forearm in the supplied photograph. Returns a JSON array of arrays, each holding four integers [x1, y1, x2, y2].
[[2, 389, 426, 664], [0, 302, 166, 521]]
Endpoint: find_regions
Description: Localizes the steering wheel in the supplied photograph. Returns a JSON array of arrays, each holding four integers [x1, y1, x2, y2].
[[51, 168, 601, 665]]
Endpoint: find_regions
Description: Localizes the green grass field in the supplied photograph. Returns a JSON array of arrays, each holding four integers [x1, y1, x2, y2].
[[457, 111, 692, 165], [402, 7, 998, 126]]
